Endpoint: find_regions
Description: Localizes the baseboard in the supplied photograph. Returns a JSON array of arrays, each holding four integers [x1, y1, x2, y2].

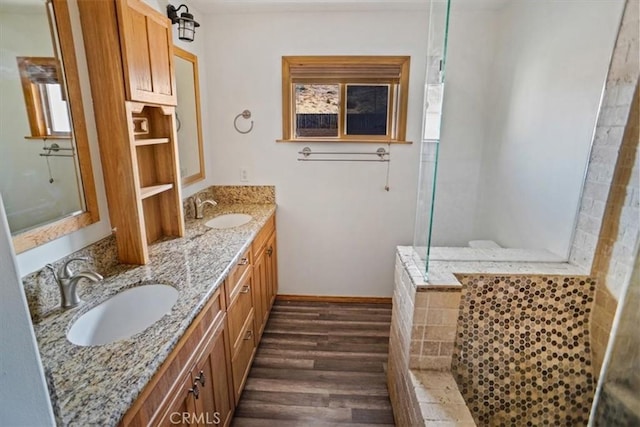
[[276, 294, 392, 304]]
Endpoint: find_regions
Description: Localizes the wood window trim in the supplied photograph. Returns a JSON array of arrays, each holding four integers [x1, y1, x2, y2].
[[279, 56, 411, 144], [17, 56, 72, 139]]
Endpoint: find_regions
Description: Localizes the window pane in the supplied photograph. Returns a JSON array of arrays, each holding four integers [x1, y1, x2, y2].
[[44, 83, 71, 133], [295, 84, 339, 137], [345, 85, 388, 136]]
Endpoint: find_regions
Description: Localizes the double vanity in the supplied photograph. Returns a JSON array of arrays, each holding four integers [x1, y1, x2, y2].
[[25, 190, 277, 426]]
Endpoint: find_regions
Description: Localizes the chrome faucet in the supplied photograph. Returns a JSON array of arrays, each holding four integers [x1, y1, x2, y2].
[[193, 193, 217, 219], [45, 257, 103, 309]]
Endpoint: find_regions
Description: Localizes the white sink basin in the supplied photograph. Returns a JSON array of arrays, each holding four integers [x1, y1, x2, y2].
[[204, 213, 252, 229], [67, 284, 178, 346]]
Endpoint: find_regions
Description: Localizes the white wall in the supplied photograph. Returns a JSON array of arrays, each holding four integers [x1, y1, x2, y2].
[[428, 0, 623, 257], [0, 194, 55, 426], [474, 0, 623, 257], [429, 5, 498, 246], [205, 7, 427, 296]]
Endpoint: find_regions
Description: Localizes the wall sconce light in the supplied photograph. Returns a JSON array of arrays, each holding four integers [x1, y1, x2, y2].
[[167, 4, 200, 42]]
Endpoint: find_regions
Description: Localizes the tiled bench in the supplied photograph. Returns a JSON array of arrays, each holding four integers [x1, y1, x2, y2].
[[410, 370, 476, 426]]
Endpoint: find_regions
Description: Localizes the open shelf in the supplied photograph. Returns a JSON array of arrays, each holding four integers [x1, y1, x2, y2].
[[134, 137, 170, 146], [140, 183, 173, 199]]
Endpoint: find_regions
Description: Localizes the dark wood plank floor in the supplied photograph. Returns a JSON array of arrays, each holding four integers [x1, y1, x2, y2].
[[232, 300, 395, 427]]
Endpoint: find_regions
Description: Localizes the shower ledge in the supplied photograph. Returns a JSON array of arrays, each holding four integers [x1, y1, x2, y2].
[[398, 246, 589, 289]]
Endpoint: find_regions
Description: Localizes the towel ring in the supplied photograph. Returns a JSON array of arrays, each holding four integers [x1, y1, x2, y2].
[[234, 110, 254, 134]]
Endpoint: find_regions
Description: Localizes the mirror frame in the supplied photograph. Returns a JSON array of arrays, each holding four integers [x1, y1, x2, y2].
[[11, 0, 99, 254], [173, 46, 205, 186]]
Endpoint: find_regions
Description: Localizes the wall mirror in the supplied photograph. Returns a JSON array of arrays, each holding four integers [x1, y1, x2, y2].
[[0, 0, 99, 253], [173, 46, 205, 186]]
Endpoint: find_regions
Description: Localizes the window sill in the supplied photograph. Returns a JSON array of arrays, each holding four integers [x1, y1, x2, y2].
[[276, 138, 412, 144]]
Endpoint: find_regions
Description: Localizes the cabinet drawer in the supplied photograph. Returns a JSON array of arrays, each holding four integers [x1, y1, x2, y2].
[[227, 270, 253, 350], [231, 311, 256, 403], [225, 248, 251, 305], [251, 215, 275, 258]]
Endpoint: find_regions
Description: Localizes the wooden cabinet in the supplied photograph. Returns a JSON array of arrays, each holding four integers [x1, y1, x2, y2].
[[153, 321, 233, 427], [129, 102, 184, 248], [189, 320, 234, 427], [78, 0, 183, 265], [116, 0, 176, 105], [252, 248, 268, 338], [226, 257, 257, 404], [231, 311, 256, 403], [120, 215, 278, 426], [155, 372, 197, 427], [252, 216, 278, 341], [265, 231, 278, 309], [122, 289, 226, 427]]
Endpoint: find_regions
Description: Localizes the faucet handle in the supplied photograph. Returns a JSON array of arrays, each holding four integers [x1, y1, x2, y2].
[[60, 257, 90, 279], [45, 264, 58, 281]]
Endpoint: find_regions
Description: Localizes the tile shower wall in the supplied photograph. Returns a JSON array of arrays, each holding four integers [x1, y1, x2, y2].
[[388, 254, 423, 426], [411, 290, 461, 370], [569, 0, 640, 375], [452, 275, 597, 426], [570, 0, 639, 274], [569, 0, 639, 378], [590, 84, 639, 376], [388, 252, 475, 426]]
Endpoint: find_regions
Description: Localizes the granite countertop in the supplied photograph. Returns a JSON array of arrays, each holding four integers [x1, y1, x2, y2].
[[31, 203, 276, 426]]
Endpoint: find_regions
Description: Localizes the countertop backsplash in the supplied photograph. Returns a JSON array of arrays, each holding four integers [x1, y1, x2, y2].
[[23, 185, 276, 321], [183, 185, 276, 218], [21, 235, 122, 322]]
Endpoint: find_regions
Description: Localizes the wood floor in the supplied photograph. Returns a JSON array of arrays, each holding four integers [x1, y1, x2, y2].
[[232, 300, 395, 427]]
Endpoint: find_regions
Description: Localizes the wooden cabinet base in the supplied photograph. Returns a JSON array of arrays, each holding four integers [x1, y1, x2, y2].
[[120, 214, 277, 426]]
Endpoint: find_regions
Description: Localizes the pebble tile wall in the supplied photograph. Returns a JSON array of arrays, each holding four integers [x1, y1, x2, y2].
[[452, 275, 597, 426]]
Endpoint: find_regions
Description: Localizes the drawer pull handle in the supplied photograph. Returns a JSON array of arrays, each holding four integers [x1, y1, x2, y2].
[[189, 383, 200, 400], [241, 285, 250, 294], [238, 257, 249, 265], [244, 330, 253, 340], [194, 370, 206, 386], [266, 247, 273, 256]]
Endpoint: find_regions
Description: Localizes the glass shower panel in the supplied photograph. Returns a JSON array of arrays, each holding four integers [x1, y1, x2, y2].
[[412, 0, 451, 279], [423, 0, 624, 263]]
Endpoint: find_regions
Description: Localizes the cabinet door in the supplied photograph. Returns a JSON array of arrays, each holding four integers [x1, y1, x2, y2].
[[252, 249, 268, 338], [116, 0, 177, 105], [156, 372, 198, 427], [231, 311, 256, 403], [227, 270, 254, 349], [265, 231, 278, 309], [192, 321, 234, 427]]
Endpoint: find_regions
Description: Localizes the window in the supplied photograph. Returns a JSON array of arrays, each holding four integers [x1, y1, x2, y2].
[[17, 57, 71, 139], [280, 56, 411, 143]]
